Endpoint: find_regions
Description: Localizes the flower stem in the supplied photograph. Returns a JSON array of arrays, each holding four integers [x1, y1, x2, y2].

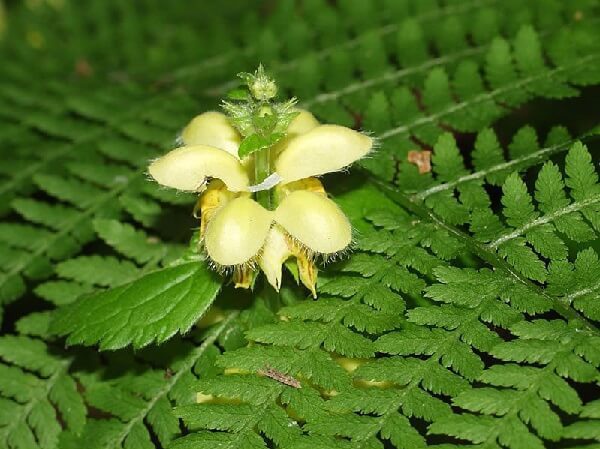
[[254, 148, 272, 209]]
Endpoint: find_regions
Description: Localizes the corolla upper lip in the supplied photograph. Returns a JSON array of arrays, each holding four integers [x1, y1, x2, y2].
[[148, 110, 373, 193]]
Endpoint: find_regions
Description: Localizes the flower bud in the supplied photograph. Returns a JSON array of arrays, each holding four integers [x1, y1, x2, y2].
[[249, 77, 277, 101]]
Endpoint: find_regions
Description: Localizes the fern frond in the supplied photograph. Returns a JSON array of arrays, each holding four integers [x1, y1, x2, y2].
[[171, 190, 467, 448], [430, 318, 598, 448], [1, 1, 599, 448], [563, 399, 600, 444], [61, 314, 237, 449], [174, 342, 362, 449], [412, 125, 579, 201], [372, 157, 599, 449], [0, 336, 85, 449], [359, 24, 599, 181], [208, 0, 592, 100], [190, 144, 600, 447], [395, 129, 600, 291], [0, 82, 199, 318], [93, 219, 171, 265]]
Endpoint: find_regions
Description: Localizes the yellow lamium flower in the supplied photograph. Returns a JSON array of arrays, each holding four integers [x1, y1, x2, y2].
[[148, 66, 373, 296], [149, 111, 371, 192]]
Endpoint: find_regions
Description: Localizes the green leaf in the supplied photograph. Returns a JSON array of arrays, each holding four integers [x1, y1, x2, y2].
[[226, 88, 250, 100], [1, 2, 600, 448], [50, 261, 222, 349], [238, 132, 284, 158]]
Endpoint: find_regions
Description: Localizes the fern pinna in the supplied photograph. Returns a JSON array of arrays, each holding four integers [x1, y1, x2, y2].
[[1, 1, 599, 449]]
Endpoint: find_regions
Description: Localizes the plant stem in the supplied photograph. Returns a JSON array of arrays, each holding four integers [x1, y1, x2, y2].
[[254, 148, 271, 209]]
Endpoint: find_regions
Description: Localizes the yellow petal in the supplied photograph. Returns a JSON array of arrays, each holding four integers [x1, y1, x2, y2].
[[275, 125, 372, 184], [271, 110, 320, 164], [287, 109, 319, 137], [204, 197, 273, 266], [197, 180, 240, 237], [276, 177, 325, 200], [180, 112, 241, 157], [275, 190, 351, 254], [296, 251, 318, 298], [196, 392, 214, 404], [148, 145, 249, 192], [258, 226, 292, 291], [233, 265, 255, 289]]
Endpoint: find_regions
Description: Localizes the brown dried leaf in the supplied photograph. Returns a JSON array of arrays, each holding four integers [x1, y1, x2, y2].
[[407, 150, 432, 174]]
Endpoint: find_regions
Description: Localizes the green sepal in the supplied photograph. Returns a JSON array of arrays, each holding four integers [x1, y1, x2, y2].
[[253, 112, 278, 134]]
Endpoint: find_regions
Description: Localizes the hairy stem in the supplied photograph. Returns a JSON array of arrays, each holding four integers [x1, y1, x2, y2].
[[254, 148, 272, 209]]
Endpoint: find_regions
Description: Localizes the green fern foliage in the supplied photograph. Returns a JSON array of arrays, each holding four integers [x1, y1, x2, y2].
[[59, 315, 239, 449], [0, 82, 198, 315], [409, 132, 600, 286], [0, 335, 85, 449], [1, 0, 599, 448]]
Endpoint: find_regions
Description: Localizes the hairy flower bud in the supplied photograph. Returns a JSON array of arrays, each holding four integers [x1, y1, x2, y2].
[[250, 77, 277, 101]]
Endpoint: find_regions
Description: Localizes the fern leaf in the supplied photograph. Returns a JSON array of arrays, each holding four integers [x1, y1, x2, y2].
[[55, 256, 138, 288], [93, 219, 167, 264], [1, 1, 600, 448], [64, 314, 240, 449], [0, 336, 85, 449]]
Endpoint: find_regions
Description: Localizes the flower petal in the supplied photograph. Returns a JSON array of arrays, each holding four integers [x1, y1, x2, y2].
[[181, 112, 241, 157], [271, 110, 320, 163], [276, 177, 325, 199], [148, 145, 249, 192], [258, 226, 292, 291], [275, 190, 351, 254], [275, 125, 372, 184], [205, 197, 273, 266], [296, 252, 318, 298], [197, 180, 239, 237], [287, 109, 319, 136]]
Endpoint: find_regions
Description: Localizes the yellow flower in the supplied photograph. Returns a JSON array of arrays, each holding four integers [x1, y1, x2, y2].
[[148, 110, 372, 295], [149, 110, 371, 193]]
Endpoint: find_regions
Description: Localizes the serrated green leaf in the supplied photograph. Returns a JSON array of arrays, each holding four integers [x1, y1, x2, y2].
[[51, 261, 222, 349]]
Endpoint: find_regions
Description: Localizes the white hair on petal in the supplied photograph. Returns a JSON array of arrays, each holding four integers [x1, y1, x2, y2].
[[175, 131, 184, 147]]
